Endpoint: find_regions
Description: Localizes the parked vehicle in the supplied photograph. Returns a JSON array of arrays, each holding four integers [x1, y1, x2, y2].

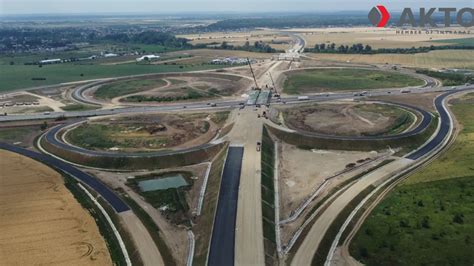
[[297, 96, 309, 101]]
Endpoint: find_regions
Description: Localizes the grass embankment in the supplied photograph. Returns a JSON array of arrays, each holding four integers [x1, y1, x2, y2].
[[350, 95, 474, 265], [261, 127, 278, 265], [125, 88, 210, 102], [41, 133, 227, 170], [61, 104, 99, 111], [0, 62, 226, 93], [193, 145, 228, 266], [62, 175, 127, 266], [266, 115, 437, 154], [0, 126, 41, 144], [283, 69, 423, 94], [311, 185, 376, 266], [95, 78, 167, 99]]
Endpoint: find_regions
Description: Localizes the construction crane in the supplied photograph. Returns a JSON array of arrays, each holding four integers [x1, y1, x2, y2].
[[247, 58, 260, 90], [268, 72, 280, 98]]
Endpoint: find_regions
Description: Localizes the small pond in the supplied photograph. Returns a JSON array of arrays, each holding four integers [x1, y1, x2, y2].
[[138, 174, 188, 192]]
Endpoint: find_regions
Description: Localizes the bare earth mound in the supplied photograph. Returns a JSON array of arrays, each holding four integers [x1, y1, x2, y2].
[[66, 112, 228, 152], [282, 102, 412, 136], [0, 150, 112, 265]]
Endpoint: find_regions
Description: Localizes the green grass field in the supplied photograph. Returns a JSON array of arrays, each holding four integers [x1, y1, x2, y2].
[[0, 62, 225, 92], [61, 104, 99, 111], [283, 69, 424, 94], [350, 94, 474, 265], [432, 37, 474, 46], [95, 78, 167, 99]]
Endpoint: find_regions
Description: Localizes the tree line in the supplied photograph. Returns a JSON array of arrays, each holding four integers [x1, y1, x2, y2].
[[192, 40, 279, 53], [305, 42, 474, 54]]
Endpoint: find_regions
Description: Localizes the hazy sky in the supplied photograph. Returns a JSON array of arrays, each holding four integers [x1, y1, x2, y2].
[[1, 0, 472, 15]]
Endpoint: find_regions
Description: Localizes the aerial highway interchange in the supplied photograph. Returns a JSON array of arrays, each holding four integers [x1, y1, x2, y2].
[[1, 28, 473, 266]]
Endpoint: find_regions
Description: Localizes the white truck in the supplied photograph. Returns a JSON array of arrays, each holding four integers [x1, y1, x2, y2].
[[297, 96, 309, 101]]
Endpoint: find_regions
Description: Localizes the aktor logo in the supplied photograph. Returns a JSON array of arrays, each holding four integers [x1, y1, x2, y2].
[[368, 5, 391, 27]]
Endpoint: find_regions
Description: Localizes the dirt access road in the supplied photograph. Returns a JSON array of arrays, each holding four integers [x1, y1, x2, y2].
[[291, 157, 413, 266], [226, 107, 266, 265], [0, 149, 112, 265], [226, 58, 288, 265]]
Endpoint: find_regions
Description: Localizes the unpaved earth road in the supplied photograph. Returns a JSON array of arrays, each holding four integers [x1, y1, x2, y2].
[[119, 211, 165, 266], [291, 157, 413, 266], [226, 107, 265, 266]]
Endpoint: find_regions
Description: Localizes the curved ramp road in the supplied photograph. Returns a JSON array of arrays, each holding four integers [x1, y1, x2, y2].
[[291, 87, 474, 266], [0, 142, 129, 213], [406, 88, 469, 160], [208, 146, 244, 266], [44, 121, 220, 158], [279, 102, 432, 141]]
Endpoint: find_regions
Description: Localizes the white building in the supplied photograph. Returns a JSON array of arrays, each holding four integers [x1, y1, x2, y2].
[[136, 55, 160, 62], [39, 59, 62, 64], [104, 53, 118, 57]]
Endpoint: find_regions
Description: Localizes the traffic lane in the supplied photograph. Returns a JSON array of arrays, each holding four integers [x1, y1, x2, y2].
[[208, 146, 244, 266], [406, 89, 471, 160], [0, 101, 241, 122], [0, 85, 469, 123], [0, 142, 130, 213]]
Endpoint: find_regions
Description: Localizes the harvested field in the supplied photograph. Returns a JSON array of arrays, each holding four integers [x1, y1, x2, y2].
[[291, 27, 474, 49], [281, 102, 414, 137], [0, 150, 112, 265], [66, 111, 228, 152], [164, 49, 271, 61], [308, 50, 474, 70], [282, 68, 423, 94], [178, 30, 292, 50]]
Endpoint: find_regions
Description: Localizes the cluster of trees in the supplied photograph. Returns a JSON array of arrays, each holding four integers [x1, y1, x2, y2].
[[307, 43, 372, 54], [306, 42, 474, 55], [204, 14, 369, 31], [376, 44, 474, 54], [416, 69, 473, 86], [103, 31, 190, 49], [217, 40, 278, 53]]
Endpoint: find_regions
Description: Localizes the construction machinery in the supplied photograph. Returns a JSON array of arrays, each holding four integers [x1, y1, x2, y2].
[[247, 58, 260, 90], [268, 72, 280, 98]]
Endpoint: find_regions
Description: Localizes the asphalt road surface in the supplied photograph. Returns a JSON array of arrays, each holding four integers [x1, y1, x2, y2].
[[1, 85, 469, 123], [406, 88, 469, 160], [0, 142, 130, 213], [208, 146, 244, 266]]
